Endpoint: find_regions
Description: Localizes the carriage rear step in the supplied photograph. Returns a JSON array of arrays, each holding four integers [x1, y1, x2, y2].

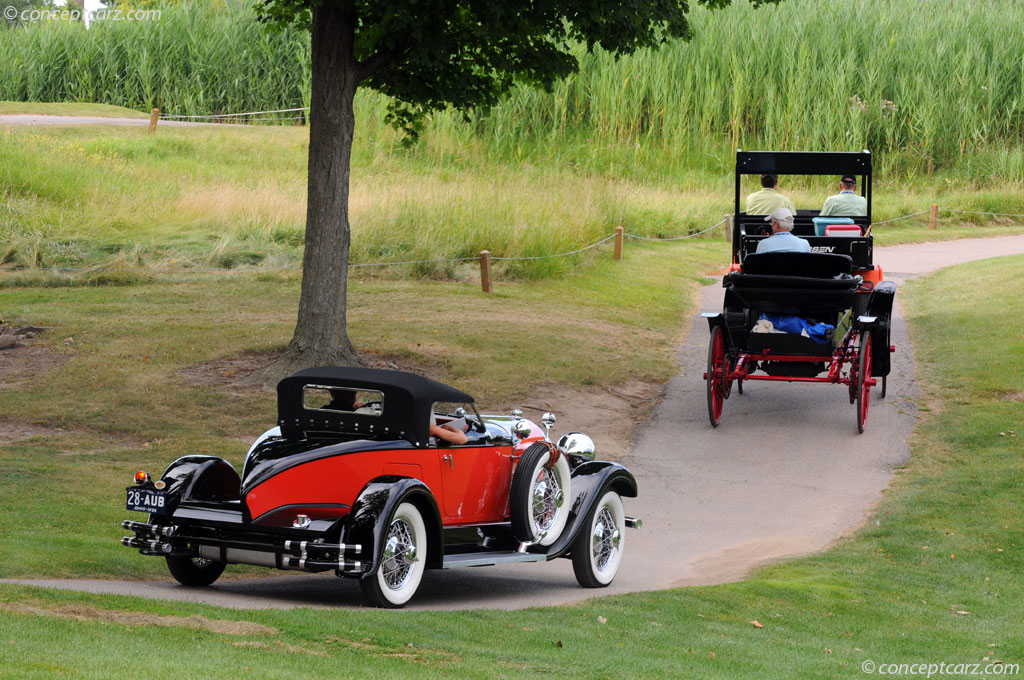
[[442, 552, 547, 568]]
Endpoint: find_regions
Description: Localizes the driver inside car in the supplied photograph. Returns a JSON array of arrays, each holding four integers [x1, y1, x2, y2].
[[431, 412, 468, 445]]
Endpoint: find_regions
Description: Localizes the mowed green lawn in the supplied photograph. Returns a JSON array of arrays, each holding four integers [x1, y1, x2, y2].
[[1, 254, 1021, 678], [0, 239, 722, 579]]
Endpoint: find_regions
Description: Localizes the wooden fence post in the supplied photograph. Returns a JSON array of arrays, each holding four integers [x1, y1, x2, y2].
[[724, 213, 733, 244], [148, 108, 159, 135], [614, 226, 624, 261], [929, 203, 938, 230], [479, 250, 492, 293]]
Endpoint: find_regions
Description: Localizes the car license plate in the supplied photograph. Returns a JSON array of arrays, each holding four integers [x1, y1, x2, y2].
[[126, 487, 167, 514]]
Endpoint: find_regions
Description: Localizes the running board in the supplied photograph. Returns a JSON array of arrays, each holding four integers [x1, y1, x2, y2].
[[442, 551, 547, 569]]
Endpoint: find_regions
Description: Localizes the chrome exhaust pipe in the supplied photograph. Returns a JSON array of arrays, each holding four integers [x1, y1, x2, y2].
[[121, 536, 172, 553], [625, 517, 642, 529]]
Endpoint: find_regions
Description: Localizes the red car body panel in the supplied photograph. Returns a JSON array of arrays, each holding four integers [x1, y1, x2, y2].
[[246, 423, 546, 526]]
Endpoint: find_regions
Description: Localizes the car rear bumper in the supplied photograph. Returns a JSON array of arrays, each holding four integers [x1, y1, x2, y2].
[[119, 517, 367, 575]]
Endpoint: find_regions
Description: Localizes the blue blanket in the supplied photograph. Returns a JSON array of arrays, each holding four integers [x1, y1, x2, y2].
[[759, 313, 834, 344]]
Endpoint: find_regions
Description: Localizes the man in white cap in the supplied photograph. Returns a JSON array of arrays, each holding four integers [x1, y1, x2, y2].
[[755, 207, 810, 254]]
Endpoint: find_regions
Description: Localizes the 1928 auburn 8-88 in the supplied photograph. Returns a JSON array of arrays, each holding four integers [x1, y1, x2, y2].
[[703, 150, 897, 432], [121, 367, 640, 607]]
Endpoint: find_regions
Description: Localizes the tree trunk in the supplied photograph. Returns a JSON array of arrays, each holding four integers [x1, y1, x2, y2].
[[259, 4, 362, 383]]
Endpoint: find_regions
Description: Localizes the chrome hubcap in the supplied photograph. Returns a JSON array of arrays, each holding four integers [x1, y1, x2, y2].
[[381, 518, 417, 589], [531, 466, 562, 533], [592, 507, 618, 570]]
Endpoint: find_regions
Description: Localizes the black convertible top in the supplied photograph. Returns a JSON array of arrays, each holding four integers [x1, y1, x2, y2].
[[276, 367, 474, 446]]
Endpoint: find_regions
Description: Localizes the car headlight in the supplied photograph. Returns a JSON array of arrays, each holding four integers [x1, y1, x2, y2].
[[557, 432, 595, 460]]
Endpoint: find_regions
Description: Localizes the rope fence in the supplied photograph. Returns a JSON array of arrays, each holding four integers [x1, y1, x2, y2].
[[159, 107, 308, 120], [146, 106, 308, 130], [871, 209, 931, 225], [624, 219, 727, 241], [6, 173, 1023, 291], [4, 218, 736, 292]]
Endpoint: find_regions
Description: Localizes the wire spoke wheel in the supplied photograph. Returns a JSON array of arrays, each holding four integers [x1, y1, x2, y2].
[[165, 551, 225, 587], [706, 325, 727, 427], [531, 466, 562, 535], [572, 490, 626, 588], [591, 507, 617, 571], [856, 330, 873, 433], [511, 443, 571, 546], [381, 519, 415, 589], [360, 502, 426, 608]]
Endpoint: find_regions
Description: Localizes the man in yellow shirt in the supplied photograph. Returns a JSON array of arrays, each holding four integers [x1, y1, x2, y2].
[[746, 174, 796, 214]]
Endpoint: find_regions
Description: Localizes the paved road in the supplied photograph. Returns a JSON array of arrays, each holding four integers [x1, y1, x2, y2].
[[6, 235, 1024, 610], [0, 114, 214, 127]]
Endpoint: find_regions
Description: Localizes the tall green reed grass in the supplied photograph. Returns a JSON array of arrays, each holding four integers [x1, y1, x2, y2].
[[2, 0, 1024, 176], [0, 1, 310, 119]]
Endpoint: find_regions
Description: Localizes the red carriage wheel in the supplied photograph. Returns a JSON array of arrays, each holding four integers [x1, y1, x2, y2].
[[706, 326, 727, 427], [856, 330, 873, 433], [848, 342, 858, 405]]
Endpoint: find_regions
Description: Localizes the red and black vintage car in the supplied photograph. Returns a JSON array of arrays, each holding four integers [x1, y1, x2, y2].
[[121, 367, 640, 607]]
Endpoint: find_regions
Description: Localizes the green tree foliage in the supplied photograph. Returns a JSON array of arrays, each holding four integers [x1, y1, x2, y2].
[[258, 0, 762, 138], [251, 0, 774, 372]]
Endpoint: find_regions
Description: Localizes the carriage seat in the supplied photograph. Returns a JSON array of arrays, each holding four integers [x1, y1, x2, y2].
[[741, 251, 853, 278], [725, 252, 861, 318]]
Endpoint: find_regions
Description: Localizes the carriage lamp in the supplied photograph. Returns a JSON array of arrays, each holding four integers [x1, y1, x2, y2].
[[134, 471, 149, 485], [541, 412, 556, 441]]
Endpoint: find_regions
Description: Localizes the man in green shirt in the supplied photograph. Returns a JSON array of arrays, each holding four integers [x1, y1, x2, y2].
[[820, 175, 867, 217], [746, 174, 796, 214]]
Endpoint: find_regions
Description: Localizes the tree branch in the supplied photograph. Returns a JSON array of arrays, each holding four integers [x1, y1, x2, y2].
[[355, 38, 413, 83]]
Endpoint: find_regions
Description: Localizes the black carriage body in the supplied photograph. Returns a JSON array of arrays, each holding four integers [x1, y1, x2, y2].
[[732, 150, 874, 268]]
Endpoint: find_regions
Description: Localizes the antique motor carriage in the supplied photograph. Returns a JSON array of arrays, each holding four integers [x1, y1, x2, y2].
[[704, 151, 897, 432]]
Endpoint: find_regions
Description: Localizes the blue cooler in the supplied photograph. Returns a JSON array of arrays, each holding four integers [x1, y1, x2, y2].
[[812, 216, 855, 236]]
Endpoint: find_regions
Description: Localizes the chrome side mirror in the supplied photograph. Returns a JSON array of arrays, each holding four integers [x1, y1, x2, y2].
[[541, 412, 556, 441], [557, 432, 595, 460]]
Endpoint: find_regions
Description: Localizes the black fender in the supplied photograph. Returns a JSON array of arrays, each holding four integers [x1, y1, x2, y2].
[[866, 280, 896, 377], [343, 476, 444, 578], [702, 311, 725, 332], [546, 461, 637, 558], [703, 309, 743, 352], [159, 456, 240, 514]]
